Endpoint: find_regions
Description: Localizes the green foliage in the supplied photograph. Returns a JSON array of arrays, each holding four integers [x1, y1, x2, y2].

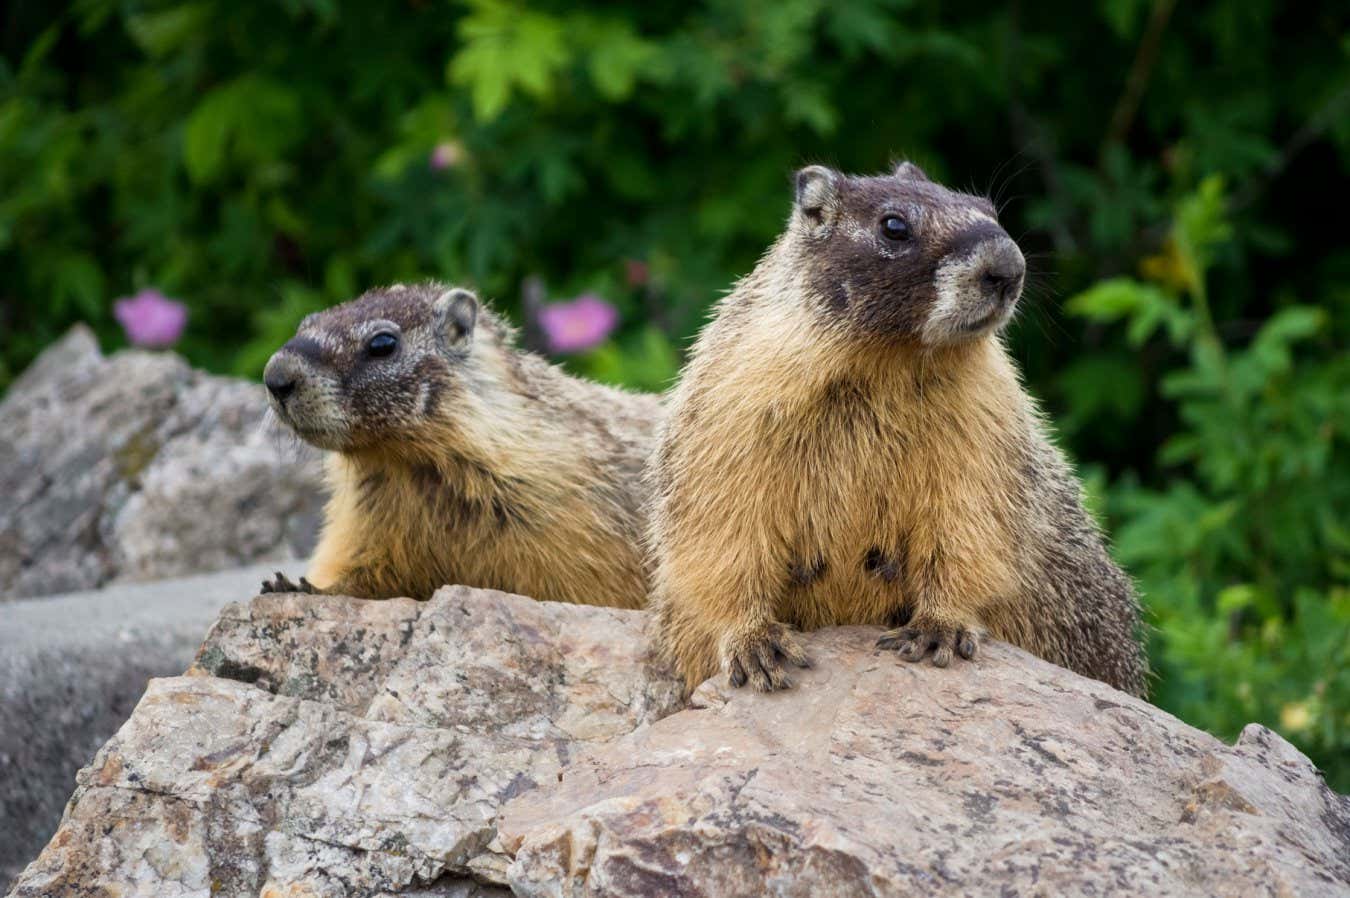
[[183, 75, 304, 185], [1065, 179, 1350, 787], [2, 1, 1349, 786]]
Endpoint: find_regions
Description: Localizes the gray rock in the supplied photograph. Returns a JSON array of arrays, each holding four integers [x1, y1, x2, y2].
[[0, 325, 325, 599], [8, 587, 682, 897], [0, 564, 290, 889], [8, 589, 1347, 898]]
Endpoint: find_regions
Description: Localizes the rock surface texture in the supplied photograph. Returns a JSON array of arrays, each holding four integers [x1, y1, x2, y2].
[[9, 587, 1349, 898], [0, 325, 325, 599], [0, 564, 291, 887]]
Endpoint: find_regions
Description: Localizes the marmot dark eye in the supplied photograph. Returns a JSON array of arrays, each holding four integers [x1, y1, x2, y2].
[[366, 332, 398, 357], [881, 216, 911, 242]]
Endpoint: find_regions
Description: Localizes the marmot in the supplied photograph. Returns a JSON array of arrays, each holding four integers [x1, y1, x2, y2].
[[648, 162, 1147, 696], [261, 282, 659, 607]]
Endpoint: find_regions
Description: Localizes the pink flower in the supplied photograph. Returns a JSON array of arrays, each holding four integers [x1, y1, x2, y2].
[[537, 294, 618, 354], [113, 288, 188, 349], [429, 141, 464, 171]]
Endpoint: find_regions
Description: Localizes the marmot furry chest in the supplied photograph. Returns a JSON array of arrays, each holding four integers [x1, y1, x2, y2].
[[649, 163, 1147, 696], [262, 283, 659, 608]]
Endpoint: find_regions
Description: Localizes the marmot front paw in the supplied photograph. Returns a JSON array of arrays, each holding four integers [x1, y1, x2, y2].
[[724, 621, 812, 691], [877, 620, 980, 667], [260, 572, 320, 595]]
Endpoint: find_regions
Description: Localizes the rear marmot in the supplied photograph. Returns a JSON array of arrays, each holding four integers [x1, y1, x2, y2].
[[649, 162, 1147, 696], [261, 283, 658, 607]]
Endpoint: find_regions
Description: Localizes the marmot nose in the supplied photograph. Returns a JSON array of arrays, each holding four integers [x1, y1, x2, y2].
[[980, 242, 1026, 302], [981, 267, 1018, 297], [263, 354, 300, 403], [265, 371, 295, 402]]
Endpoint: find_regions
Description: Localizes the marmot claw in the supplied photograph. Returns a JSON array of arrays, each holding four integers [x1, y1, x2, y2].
[[877, 621, 980, 667], [725, 622, 812, 692], [260, 572, 319, 595]]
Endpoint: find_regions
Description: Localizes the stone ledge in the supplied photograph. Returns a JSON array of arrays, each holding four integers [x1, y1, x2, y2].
[[8, 586, 1348, 897]]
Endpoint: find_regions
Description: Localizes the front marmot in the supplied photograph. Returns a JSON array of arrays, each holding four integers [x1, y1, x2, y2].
[[262, 283, 659, 608], [649, 163, 1147, 696]]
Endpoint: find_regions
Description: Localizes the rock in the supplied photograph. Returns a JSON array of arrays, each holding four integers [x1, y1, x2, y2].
[[0, 325, 325, 599], [8, 587, 683, 897], [8, 589, 1348, 898], [500, 628, 1350, 898], [0, 564, 288, 889]]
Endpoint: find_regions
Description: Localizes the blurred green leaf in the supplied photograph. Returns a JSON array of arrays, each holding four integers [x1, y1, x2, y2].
[[1056, 355, 1146, 436], [1100, 0, 1150, 37], [449, 0, 571, 120], [183, 76, 302, 184], [583, 18, 662, 100], [1065, 277, 1193, 346], [1172, 174, 1232, 296], [125, 4, 210, 57]]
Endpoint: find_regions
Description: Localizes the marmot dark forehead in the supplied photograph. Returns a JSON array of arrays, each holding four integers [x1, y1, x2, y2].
[[303, 285, 439, 334], [843, 174, 995, 218]]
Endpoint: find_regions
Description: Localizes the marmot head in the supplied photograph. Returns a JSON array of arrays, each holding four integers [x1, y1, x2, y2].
[[790, 162, 1025, 346], [263, 283, 483, 452]]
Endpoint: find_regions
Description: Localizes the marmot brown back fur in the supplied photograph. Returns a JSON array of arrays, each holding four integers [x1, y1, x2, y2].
[[649, 162, 1147, 696], [261, 282, 659, 607]]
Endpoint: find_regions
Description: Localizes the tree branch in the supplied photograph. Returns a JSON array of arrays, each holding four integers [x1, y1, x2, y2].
[[1099, 0, 1178, 162]]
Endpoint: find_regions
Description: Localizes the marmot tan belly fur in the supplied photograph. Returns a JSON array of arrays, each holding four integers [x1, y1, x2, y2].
[[649, 162, 1147, 695], [261, 283, 659, 607]]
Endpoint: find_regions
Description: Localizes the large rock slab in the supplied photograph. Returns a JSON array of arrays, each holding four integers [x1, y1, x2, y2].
[[8, 588, 1347, 898], [0, 325, 325, 599], [8, 587, 683, 897], [500, 628, 1350, 897], [0, 564, 289, 888]]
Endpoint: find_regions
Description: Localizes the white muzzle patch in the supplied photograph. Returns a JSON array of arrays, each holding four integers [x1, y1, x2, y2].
[[923, 237, 1025, 346]]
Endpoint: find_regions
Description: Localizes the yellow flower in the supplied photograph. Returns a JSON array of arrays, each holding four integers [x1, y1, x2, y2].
[[1280, 700, 1314, 734], [1139, 238, 1194, 296]]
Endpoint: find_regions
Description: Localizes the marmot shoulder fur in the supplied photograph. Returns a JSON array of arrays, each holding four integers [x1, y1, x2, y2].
[[648, 162, 1147, 696], [262, 282, 659, 608]]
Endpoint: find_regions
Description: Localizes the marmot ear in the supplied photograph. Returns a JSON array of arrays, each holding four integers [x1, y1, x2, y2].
[[434, 287, 478, 350], [794, 165, 840, 229], [893, 161, 930, 182]]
